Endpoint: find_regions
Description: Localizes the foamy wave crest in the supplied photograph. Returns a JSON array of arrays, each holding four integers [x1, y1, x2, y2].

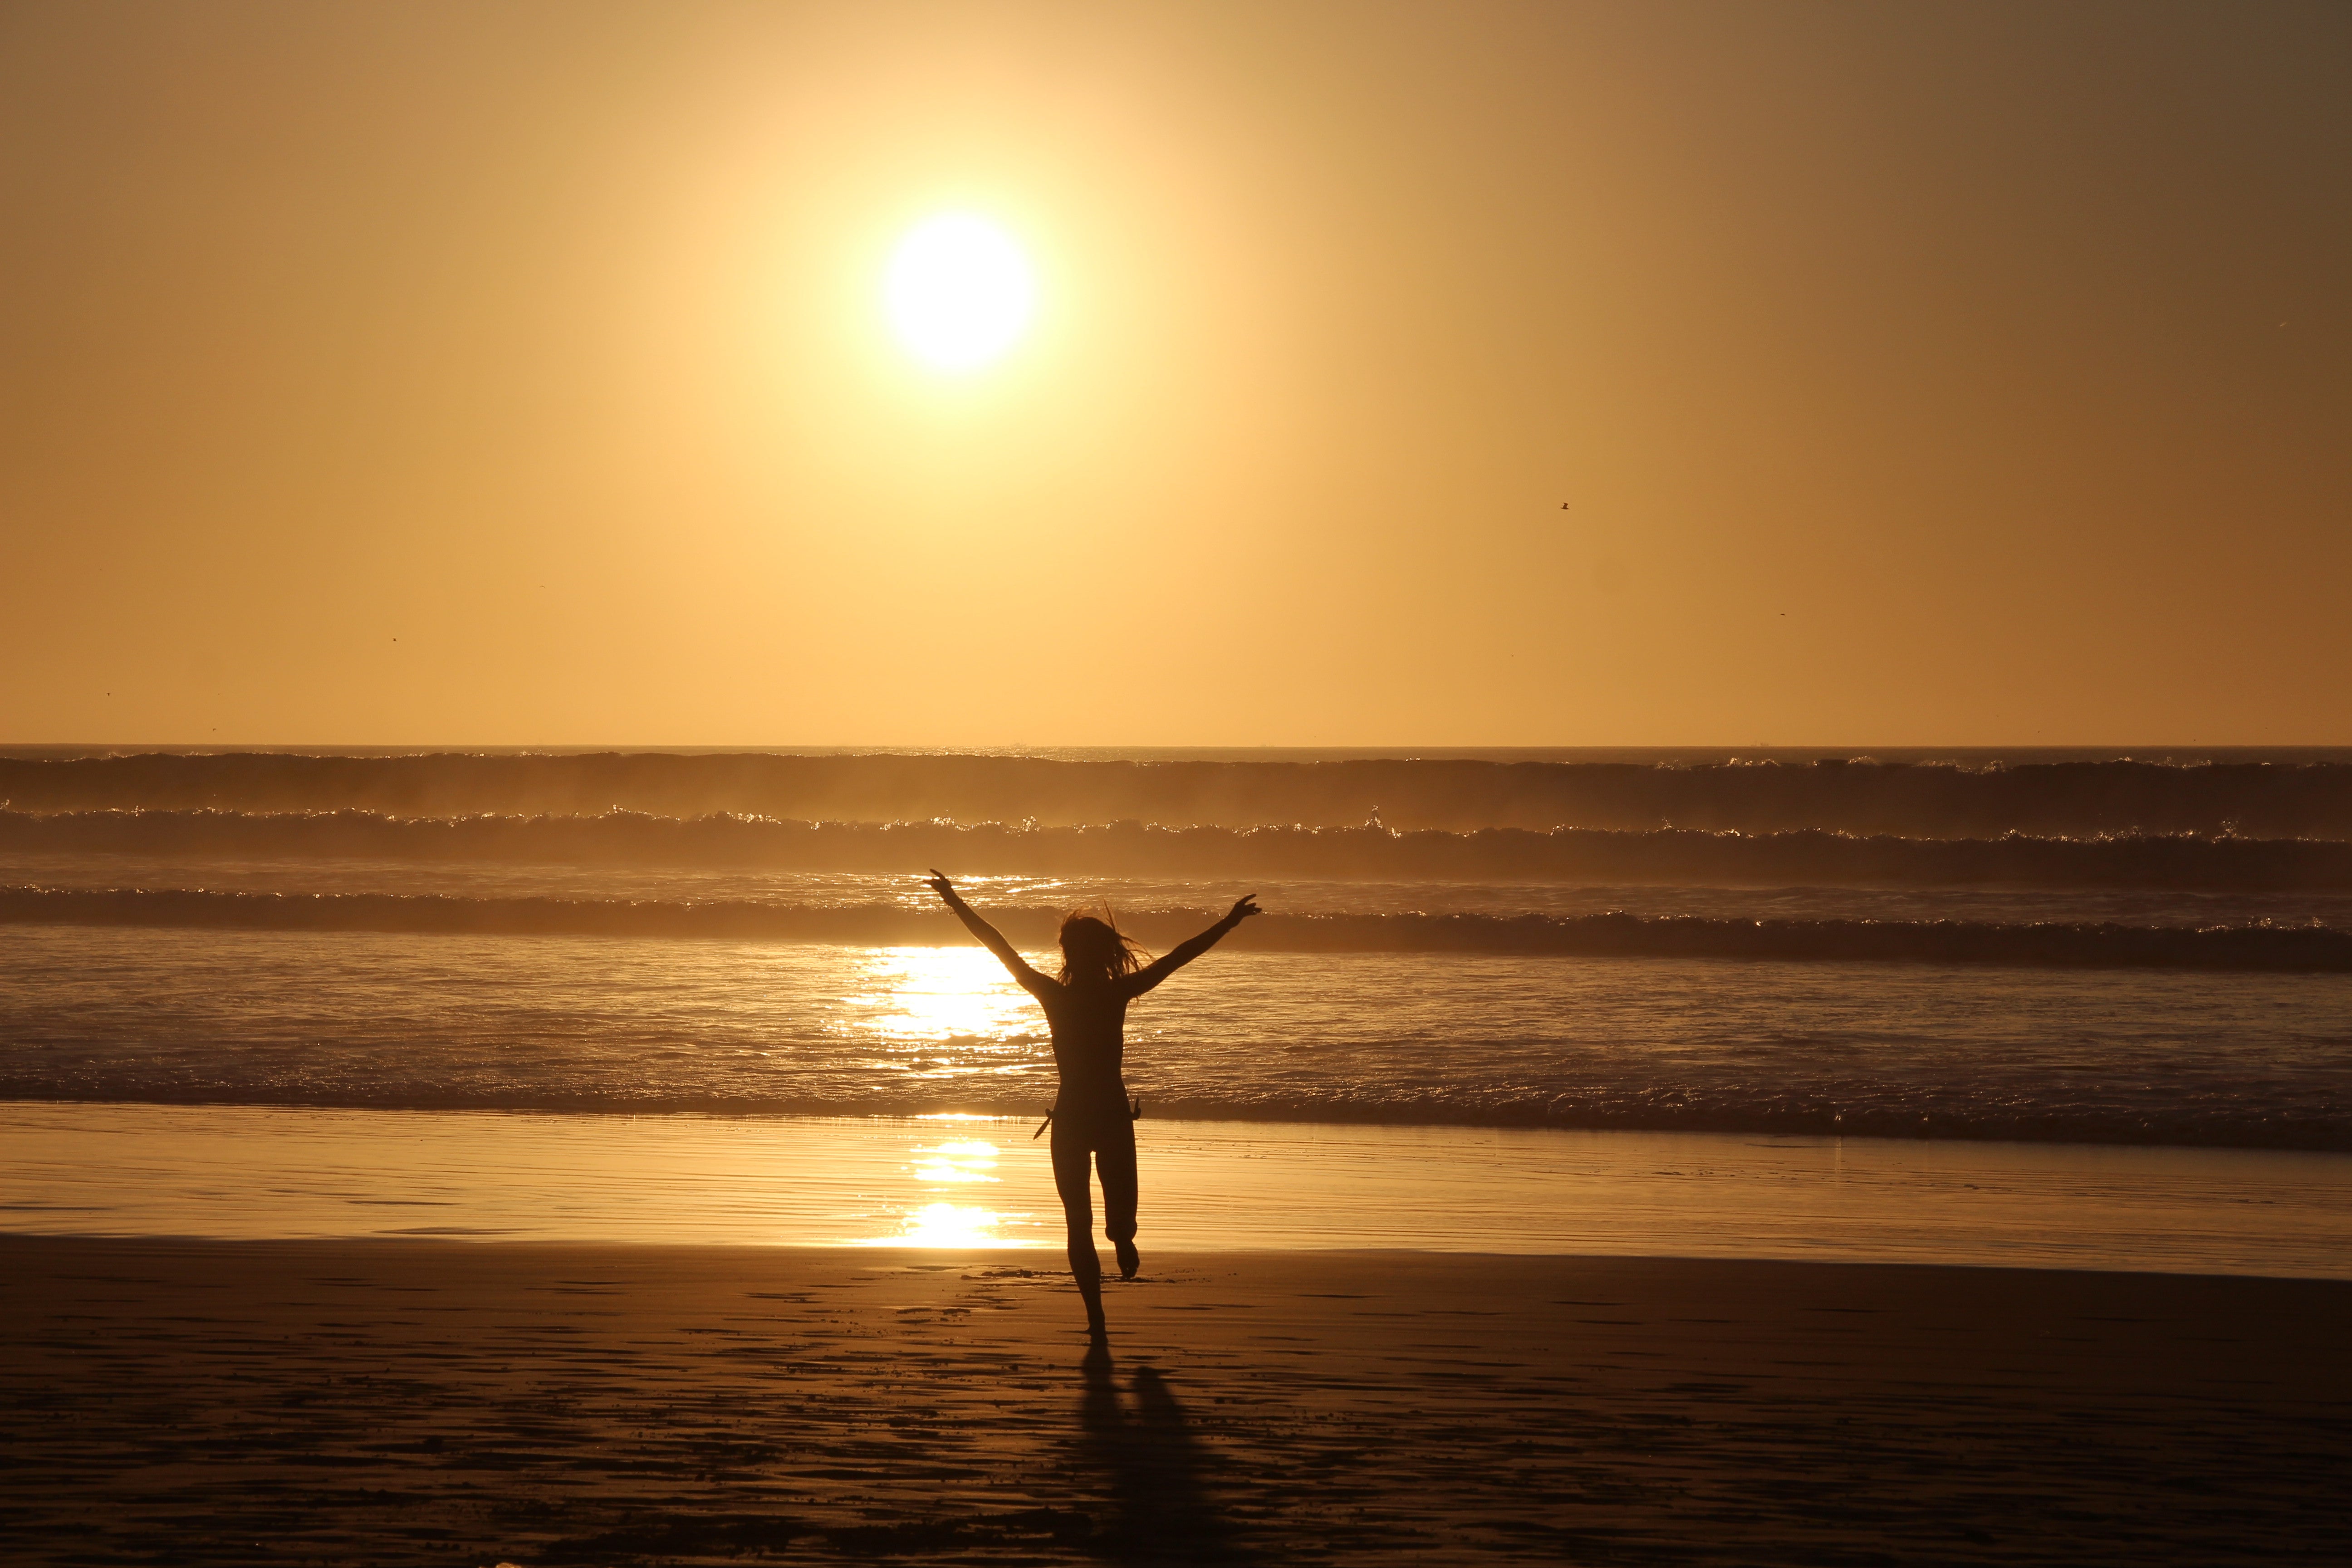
[[8, 809, 2352, 890], [4, 887, 2347, 971], [7, 751, 2352, 835]]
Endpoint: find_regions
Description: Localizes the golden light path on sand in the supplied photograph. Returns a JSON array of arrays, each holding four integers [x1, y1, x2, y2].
[[4, 1101, 2351, 1279], [891, 1136, 1009, 1248]]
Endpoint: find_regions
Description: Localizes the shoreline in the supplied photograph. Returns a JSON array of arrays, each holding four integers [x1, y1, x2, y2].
[[4, 1234, 2346, 1565]]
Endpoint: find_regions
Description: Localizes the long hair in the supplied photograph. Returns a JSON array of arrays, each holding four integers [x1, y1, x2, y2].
[[1058, 906, 1150, 987]]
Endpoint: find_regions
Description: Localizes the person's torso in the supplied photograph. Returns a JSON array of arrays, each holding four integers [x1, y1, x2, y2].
[[1035, 980, 1130, 1109]]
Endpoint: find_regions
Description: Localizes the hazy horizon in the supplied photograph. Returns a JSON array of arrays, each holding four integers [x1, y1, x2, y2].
[[14, 742, 2352, 762]]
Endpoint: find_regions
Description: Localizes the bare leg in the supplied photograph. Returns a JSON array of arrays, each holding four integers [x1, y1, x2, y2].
[[1050, 1131, 1107, 1337], [1098, 1119, 1141, 1279]]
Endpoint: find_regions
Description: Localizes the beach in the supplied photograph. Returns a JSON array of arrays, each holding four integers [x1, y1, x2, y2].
[[5, 1234, 2345, 1565], [8, 1106, 2348, 1562]]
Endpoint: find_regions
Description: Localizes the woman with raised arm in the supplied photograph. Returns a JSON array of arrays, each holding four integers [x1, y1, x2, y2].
[[924, 870, 1260, 1338]]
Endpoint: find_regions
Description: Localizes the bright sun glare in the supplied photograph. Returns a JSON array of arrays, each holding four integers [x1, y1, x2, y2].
[[883, 213, 1036, 372]]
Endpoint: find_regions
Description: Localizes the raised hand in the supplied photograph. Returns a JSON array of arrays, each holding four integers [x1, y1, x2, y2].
[[925, 868, 963, 905], [1227, 893, 1262, 923]]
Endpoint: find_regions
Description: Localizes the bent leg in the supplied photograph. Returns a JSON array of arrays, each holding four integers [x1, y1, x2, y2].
[[1049, 1129, 1107, 1335], [1098, 1120, 1140, 1278]]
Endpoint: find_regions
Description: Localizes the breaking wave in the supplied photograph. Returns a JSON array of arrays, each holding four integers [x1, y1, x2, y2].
[[6, 750, 2352, 835], [7, 808, 2351, 890], [5, 886, 2346, 972]]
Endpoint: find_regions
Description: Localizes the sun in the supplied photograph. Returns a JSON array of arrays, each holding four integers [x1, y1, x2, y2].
[[882, 213, 1037, 373]]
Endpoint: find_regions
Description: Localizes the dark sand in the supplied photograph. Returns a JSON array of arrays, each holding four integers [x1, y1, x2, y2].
[[2, 1238, 2345, 1565]]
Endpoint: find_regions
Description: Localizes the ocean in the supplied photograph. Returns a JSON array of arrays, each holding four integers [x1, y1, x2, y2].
[[3, 746, 2349, 1269]]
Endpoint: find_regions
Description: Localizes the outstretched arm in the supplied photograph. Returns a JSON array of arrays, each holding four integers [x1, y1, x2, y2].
[[1126, 894, 1261, 997], [925, 870, 1045, 988]]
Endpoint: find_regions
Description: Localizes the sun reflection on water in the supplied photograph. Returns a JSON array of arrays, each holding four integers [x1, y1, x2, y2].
[[833, 950, 1053, 1245], [856, 946, 1034, 1042], [843, 946, 1049, 1085], [913, 1139, 1002, 1184], [895, 1201, 1009, 1247]]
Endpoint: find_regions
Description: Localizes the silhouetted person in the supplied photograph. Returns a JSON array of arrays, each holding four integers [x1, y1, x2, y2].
[[925, 870, 1259, 1338]]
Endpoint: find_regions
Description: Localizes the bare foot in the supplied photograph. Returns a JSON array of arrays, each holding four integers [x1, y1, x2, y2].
[[1114, 1239, 1140, 1279]]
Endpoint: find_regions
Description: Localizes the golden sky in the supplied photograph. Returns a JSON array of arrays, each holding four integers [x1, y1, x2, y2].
[[2, 0, 2345, 746]]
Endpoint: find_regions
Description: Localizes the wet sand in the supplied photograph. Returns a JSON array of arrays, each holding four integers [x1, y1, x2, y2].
[[10, 1102, 2350, 1278], [3, 1236, 2346, 1565]]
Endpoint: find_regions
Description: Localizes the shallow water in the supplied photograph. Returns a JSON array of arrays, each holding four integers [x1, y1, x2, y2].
[[4, 1102, 2345, 1279], [3, 926, 2345, 1148]]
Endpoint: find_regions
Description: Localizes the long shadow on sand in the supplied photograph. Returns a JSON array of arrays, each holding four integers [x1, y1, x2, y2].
[[1075, 1343, 1253, 1563]]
